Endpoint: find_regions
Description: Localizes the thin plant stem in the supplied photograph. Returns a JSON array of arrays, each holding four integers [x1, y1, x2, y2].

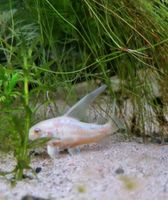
[[15, 54, 31, 180]]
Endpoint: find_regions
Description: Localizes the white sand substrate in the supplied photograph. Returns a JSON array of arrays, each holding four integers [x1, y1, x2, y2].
[[0, 134, 168, 200]]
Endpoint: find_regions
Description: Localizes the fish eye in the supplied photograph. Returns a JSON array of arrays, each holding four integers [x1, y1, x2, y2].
[[34, 128, 41, 134]]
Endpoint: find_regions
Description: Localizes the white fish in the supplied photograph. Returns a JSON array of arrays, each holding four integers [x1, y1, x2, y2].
[[29, 85, 123, 158]]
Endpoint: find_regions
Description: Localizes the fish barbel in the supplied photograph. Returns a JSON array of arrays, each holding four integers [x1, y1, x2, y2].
[[29, 85, 123, 158]]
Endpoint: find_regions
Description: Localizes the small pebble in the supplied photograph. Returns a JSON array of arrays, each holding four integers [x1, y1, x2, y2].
[[35, 167, 42, 173], [21, 195, 48, 200], [34, 152, 40, 156], [29, 151, 40, 156], [115, 167, 124, 174]]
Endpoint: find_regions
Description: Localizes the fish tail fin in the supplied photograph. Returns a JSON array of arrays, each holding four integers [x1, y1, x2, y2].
[[105, 116, 126, 135], [104, 120, 118, 135]]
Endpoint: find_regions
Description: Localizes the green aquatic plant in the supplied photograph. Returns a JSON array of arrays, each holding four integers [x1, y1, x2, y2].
[[0, 53, 31, 180], [40, 0, 168, 140], [0, 68, 20, 104], [0, 5, 42, 179]]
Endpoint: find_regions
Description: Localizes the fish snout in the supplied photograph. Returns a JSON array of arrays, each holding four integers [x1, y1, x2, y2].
[[29, 127, 42, 140], [29, 126, 55, 140]]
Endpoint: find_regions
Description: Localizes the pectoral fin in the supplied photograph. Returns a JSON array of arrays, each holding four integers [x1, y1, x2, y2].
[[47, 144, 60, 158], [64, 84, 107, 120], [47, 139, 81, 157]]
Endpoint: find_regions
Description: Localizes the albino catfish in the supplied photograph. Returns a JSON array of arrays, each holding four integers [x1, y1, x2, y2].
[[29, 85, 123, 158]]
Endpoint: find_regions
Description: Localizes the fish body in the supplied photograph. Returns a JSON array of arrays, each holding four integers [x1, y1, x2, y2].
[[29, 116, 113, 141], [29, 116, 116, 157], [29, 85, 123, 158]]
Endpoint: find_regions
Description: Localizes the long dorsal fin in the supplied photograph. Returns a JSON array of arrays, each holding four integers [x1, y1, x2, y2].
[[64, 84, 107, 120]]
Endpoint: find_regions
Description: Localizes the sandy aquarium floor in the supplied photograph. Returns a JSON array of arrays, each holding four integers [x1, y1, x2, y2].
[[0, 133, 168, 200]]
